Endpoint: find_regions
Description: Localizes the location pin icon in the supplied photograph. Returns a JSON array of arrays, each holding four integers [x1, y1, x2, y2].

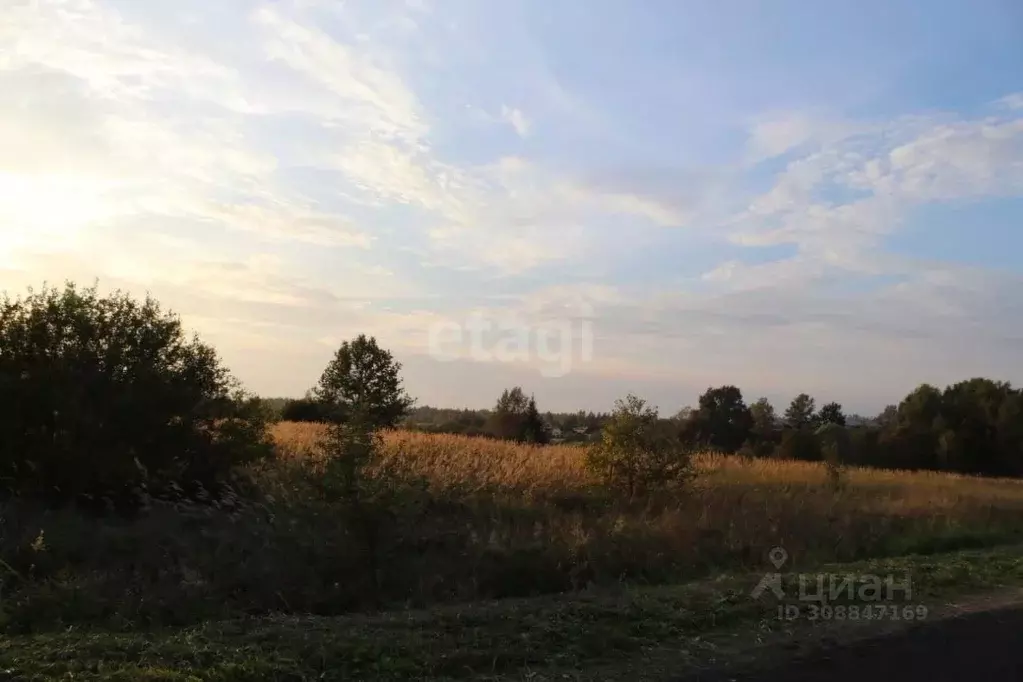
[[768, 547, 788, 570]]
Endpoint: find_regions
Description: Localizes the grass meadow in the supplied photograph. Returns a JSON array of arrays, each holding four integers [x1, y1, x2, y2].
[[5, 423, 1023, 679], [278, 422, 1023, 560], [4, 423, 1023, 632]]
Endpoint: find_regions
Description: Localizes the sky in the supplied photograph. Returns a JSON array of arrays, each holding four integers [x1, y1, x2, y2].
[[2, 0, 1023, 415]]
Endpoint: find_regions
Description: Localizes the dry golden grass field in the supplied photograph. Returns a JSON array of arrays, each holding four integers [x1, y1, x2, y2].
[[6, 422, 1023, 681], [6, 421, 1023, 636], [272, 422, 1023, 569]]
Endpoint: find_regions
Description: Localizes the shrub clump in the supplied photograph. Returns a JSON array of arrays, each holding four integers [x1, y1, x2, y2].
[[586, 394, 695, 498], [0, 283, 273, 506]]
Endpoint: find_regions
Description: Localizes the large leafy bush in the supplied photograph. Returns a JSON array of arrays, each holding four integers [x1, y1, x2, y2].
[[0, 283, 272, 505]]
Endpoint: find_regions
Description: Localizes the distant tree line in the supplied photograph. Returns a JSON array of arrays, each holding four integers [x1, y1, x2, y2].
[[6, 279, 1023, 516], [405, 406, 491, 437], [274, 391, 610, 444], [273, 378, 1023, 477], [672, 381, 1023, 477]]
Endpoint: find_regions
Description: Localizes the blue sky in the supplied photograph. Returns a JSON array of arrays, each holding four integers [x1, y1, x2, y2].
[[2, 0, 1022, 415]]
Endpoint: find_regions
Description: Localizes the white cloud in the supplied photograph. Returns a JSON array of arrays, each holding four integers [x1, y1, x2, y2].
[[996, 93, 1023, 110], [0, 0, 377, 268], [728, 105, 1023, 292], [4, 0, 1023, 408], [251, 5, 428, 145], [881, 119, 1023, 201], [188, 200, 374, 248], [571, 185, 689, 227], [746, 113, 820, 161], [326, 140, 472, 217], [500, 105, 531, 138], [244, 10, 683, 273], [744, 112, 860, 164]]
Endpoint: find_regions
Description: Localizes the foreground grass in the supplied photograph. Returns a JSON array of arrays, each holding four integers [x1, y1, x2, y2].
[[4, 544, 1023, 681], [5, 424, 1023, 636], [6, 427, 1023, 636]]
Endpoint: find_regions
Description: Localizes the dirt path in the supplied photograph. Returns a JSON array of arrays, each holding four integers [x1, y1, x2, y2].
[[682, 593, 1023, 681]]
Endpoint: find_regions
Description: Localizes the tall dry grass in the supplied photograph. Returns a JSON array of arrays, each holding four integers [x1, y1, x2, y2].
[[6, 422, 1023, 634], [274, 422, 595, 493], [273, 422, 1023, 513], [273, 422, 1023, 565]]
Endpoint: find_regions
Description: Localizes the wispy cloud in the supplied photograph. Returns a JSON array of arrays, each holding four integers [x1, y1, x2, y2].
[[500, 105, 531, 138], [724, 105, 1023, 290], [251, 4, 429, 144], [3, 0, 1023, 409], [997, 93, 1023, 111]]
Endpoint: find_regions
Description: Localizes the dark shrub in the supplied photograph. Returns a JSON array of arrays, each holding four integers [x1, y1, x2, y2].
[[774, 428, 822, 462], [281, 397, 328, 422], [0, 283, 273, 505]]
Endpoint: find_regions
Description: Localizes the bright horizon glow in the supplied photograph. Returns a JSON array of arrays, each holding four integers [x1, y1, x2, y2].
[[2, 0, 1023, 415]]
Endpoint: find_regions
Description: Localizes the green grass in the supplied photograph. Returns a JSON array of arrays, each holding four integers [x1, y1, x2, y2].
[[4, 544, 1023, 681]]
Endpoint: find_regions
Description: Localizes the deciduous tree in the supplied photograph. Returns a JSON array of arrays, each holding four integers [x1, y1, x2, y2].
[[0, 282, 272, 505], [315, 334, 414, 431], [816, 401, 846, 427], [784, 393, 816, 429], [586, 394, 694, 497]]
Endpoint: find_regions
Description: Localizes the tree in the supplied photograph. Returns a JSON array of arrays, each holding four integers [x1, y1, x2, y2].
[[521, 396, 550, 444], [486, 387, 528, 440], [673, 406, 695, 423], [586, 394, 694, 498], [0, 282, 273, 504], [313, 334, 413, 509], [485, 387, 549, 443], [875, 404, 899, 428], [896, 384, 943, 430], [815, 422, 851, 460], [739, 379, 1023, 477], [995, 391, 1023, 476], [495, 386, 530, 413], [750, 397, 777, 436], [682, 386, 753, 453], [784, 393, 817, 429], [775, 428, 822, 461], [939, 378, 1018, 475], [742, 397, 779, 456], [880, 383, 943, 470], [281, 391, 328, 422], [315, 334, 414, 431], [816, 401, 846, 427], [312, 336, 419, 608]]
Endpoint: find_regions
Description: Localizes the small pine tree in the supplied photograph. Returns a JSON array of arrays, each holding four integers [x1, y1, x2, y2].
[[522, 396, 550, 444]]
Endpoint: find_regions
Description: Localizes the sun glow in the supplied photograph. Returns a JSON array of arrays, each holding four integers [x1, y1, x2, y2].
[[0, 172, 114, 266]]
